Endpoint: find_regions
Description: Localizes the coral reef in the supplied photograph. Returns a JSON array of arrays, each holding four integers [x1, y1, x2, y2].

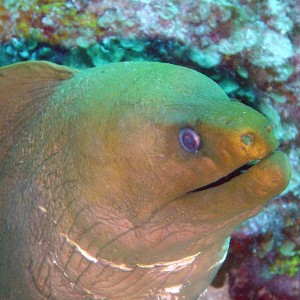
[[0, 0, 299, 298], [226, 196, 300, 299]]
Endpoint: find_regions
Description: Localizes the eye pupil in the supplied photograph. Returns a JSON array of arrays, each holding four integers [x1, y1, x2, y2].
[[179, 128, 201, 153]]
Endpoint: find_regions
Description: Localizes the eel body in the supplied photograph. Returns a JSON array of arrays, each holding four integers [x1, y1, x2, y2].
[[0, 61, 291, 299]]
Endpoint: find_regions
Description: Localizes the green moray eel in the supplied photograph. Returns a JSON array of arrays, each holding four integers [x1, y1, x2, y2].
[[0, 61, 291, 299]]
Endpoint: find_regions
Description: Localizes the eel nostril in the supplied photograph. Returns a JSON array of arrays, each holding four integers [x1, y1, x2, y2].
[[241, 133, 254, 146]]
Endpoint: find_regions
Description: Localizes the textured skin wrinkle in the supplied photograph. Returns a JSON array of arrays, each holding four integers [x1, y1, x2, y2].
[[28, 255, 51, 298], [73, 226, 137, 286], [66, 206, 200, 297], [59, 205, 89, 252], [64, 221, 103, 269], [29, 167, 69, 298]]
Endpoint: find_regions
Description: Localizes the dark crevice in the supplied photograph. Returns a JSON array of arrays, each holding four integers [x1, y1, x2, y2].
[[187, 160, 259, 194]]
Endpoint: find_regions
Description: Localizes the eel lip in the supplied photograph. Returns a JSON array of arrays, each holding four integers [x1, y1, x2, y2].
[[187, 159, 260, 194]]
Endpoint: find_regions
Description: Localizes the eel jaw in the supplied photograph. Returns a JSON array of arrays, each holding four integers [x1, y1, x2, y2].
[[185, 150, 291, 209], [172, 151, 292, 231], [187, 160, 261, 194]]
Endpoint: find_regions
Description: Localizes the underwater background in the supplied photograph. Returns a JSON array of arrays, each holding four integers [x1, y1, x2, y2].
[[0, 0, 299, 299]]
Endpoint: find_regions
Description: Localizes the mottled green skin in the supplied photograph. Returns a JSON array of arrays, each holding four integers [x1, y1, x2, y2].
[[0, 61, 291, 299]]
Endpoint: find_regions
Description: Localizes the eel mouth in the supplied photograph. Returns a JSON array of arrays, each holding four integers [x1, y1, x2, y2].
[[187, 159, 260, 194]]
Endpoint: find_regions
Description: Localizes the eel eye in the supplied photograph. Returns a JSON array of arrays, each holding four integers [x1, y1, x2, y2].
[[179, 128, 201, 153]]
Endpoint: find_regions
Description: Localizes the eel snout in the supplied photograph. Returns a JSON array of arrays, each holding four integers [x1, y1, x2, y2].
[[188, 151, 291, 195]]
